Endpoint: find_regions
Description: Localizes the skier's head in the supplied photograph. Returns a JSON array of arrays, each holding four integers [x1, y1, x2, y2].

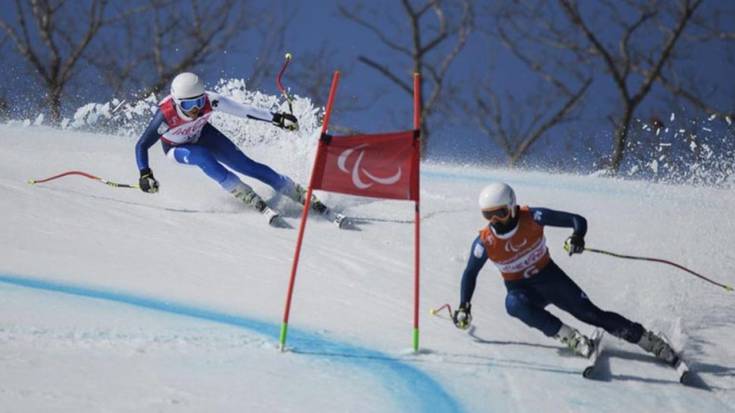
[[478, 182, 518, 233], [171, 72, 205, 118]]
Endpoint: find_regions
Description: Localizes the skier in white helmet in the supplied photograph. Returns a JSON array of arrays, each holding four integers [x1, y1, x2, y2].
[[134, 72, 343, 226], [453, 182, 678, 364]]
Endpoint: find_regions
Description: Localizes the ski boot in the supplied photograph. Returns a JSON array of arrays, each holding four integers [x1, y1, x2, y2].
[[231, 183, 284, 227], [555, 324, 593, 358], [287, 181, 348, 228], [638, 330, 678, 366]]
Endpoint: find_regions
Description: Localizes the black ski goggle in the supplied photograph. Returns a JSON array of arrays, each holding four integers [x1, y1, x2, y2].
[[481, 206, 510, 222]]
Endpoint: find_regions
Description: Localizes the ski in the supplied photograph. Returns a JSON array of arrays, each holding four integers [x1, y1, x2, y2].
[[308, 198, 351, 229], [332, 212, 351, 229], [674, 357, 690, 384], [269, 216, 292, 229], [640, 332, 691, 385], [263, 207, 292, 228], [582, 328, 605, 379], [322, 208, 351, 229], [658, 333, 690, 384]]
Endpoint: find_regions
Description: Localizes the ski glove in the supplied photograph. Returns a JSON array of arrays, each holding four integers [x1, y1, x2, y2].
[[139, 168, 159, 193], [564, 234, 585, 255], [452, 303, 472, 330], [272, 112, 299, 131]]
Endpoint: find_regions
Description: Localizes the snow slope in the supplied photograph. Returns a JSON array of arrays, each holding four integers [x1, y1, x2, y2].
[[1, 124, 734, 412]]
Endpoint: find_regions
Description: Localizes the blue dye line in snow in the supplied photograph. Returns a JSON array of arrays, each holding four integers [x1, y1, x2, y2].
[[420, 168, 703, 204], [0, 273, 465, 413], [421, 168, 630, 197]]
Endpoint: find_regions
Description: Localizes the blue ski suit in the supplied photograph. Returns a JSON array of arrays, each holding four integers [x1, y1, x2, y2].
[[135, 92, 291, 193], [460, 207, 644, 343]]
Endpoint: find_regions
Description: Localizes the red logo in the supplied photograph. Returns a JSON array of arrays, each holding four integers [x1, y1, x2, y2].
[[337, 144, 403, 189], [312, 131, 419, 201]]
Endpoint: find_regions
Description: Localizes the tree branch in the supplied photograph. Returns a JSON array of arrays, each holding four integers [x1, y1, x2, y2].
[[559, 0, 629, 99], [357, 55, 412, 94], [619, 8, 656, 81], [339, 3, 412, 56], [630, 0, 703, 105], [513, 78, 592, 159]]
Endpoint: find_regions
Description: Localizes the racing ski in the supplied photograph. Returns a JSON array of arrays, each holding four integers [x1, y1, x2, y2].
[[582, 328, 606, 379]]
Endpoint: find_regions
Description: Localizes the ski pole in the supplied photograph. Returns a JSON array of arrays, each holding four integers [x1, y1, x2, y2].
[[276, 52, 294, 116], [430, 303, 453, 319], [584, 247, 733, 292], [28, 170, 139, 189]]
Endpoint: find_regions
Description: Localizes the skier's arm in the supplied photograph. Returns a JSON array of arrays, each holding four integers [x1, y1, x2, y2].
[[531, 207, 587, 254], [135, 110, 166, 171], [529, 207, 587, 237], [208, 92, 274, 122], [460, 236, 488, 306]]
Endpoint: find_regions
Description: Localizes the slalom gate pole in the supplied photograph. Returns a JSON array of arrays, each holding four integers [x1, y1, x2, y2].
[[28, 170, 139, 189], [279, 71, 341, 351], [585, 247, 733, 292], [430, 303, 453, 320], [412, 73, 422, 352], [276, 52, 294, 115]]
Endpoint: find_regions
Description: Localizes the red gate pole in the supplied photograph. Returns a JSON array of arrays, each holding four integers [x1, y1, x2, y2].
[[28, 170, 139, 189], [279, 71, 341, 351], [276, 52, 294, 115], [412, 73, 422, 352]]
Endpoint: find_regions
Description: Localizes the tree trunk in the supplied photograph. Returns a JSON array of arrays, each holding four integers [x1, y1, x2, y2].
[[47, 85, 63, 124], [416, 76, 429, 158], [610, 105, 636, 173]]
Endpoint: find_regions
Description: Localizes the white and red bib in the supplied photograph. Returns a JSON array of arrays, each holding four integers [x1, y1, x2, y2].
[[158, 95, 214, 145], [479, 206, 551, 281]]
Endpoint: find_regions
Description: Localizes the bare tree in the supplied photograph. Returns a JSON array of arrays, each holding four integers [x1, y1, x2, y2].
[[0, 94, 8, 121], [470, 2, 592, 166], [87, 0, 288, 99], [0, 0, 109, 123], [284, 43, 383, 134], [339, 0, 474, 156], [472, 78, 591, 167], [558, 0, 704, 173], [646, 4, 735, 123], [653, 69, 734, 122], [245, 9, 292, 91], [83, 1, 152, 97], [0, 31, 8, 120], [288, 44, 347, 109]]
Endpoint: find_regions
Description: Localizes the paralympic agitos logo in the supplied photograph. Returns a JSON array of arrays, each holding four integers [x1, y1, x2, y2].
[[337, 144, 402, 189]]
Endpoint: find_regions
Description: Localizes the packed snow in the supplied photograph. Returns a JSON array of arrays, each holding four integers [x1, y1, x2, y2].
[[1, 117, 734, 412]]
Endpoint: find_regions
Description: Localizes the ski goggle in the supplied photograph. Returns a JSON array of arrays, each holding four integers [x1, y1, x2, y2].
[[179, 95, 206, 111], [481, 206, 511, 222]]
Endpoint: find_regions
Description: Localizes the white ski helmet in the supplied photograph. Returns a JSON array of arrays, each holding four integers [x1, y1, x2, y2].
[[170, 72, 204, 102], [478, 182, 517, 221]]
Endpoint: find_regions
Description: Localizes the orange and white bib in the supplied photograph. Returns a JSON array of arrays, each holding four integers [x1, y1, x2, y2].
[[479, 206, 551, 281]]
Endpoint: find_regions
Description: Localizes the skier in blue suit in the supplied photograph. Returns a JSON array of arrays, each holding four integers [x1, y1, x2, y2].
[[452, 182, 678, 365], [134, 72, 339, 226]]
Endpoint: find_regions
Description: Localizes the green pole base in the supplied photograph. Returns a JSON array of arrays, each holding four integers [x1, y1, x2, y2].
[[412, 328, 419, 353], [279, 323, 289, 352]]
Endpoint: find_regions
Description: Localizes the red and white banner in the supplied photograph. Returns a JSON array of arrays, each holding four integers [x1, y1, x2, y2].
[[281, 71, 424, 353], [311, 130, 419, 201]]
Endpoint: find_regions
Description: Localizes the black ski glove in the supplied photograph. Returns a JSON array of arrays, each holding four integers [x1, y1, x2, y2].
[[452, 302, 472, 330], [272, 112, 298, 131], [139, 168, 159, 193], [564, 233, 585, 256]]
